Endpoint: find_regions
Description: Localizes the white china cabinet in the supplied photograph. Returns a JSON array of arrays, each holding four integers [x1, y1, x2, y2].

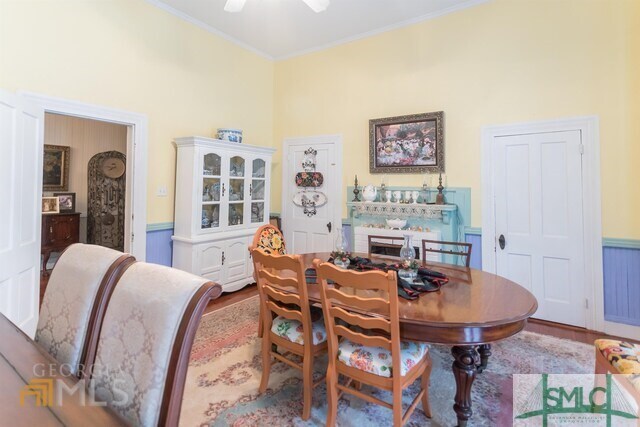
[[172, 136, 275, 292]]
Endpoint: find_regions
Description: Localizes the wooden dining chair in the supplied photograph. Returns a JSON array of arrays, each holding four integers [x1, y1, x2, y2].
[[251, 248, 327, 420], [367, 235, 404, 257], [252, 224, 287, 338], [35, 243, 135, 378], [421, 239, 472, 267], [89, 262, 222, 426], [314, 260, 432, 427]]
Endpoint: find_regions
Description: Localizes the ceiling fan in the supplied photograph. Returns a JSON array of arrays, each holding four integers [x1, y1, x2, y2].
[[224, 0, 330, 13]]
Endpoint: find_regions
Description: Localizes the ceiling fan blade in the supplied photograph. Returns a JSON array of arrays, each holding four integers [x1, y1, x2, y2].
[[224, 0, 247, 13], [301, 0, 330, 13]]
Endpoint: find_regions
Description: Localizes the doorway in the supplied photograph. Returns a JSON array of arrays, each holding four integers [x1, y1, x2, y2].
[[41, 113, 129, 275], [23, 92, 148, 261], [281, 135, 343, 254], [482, 117, 603, 330]]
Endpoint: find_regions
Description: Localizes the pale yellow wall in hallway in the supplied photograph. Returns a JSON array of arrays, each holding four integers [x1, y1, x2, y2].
[[0, 0, 274, 224], [274, 0, 640, 239]]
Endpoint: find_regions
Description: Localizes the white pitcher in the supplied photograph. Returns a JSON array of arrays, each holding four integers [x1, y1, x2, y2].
[[362, 184, 378, 202]]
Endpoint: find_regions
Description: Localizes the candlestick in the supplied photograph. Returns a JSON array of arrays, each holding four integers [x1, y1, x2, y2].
[[352, 175, 361, 202], [436, 173, 445, 205]]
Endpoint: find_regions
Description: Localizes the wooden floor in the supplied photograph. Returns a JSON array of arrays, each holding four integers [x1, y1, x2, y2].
[[42, 272, 638, 346]]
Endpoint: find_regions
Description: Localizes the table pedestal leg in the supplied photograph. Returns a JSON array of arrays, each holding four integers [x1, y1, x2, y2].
[[477, 344, 492, 373], [452, 346, 480, 427]]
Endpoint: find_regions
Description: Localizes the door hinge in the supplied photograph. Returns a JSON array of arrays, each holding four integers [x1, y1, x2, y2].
[[579, 143, 584, 154], [585, 298, 589, 309]]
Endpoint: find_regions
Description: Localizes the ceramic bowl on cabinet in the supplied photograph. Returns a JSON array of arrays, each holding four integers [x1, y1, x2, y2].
[[217, 128, 243, 143], [385, 218, 407, 229]]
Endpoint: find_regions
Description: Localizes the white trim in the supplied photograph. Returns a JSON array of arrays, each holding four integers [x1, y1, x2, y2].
[[277, 0, 491, 60], [603, 320, 640, 341], [144, 0, 273, 60], [281, 134, 343, 250], [481, 116, 603, 332], [20, 92, 148, 261], [144, 0, 490, 61]]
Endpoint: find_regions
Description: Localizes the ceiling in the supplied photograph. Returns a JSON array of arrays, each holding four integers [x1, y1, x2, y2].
[[149, 0, 489, 59]]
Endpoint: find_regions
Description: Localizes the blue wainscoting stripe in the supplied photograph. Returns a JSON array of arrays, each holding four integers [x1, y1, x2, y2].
[[146, 227, 174, 267], [603, 246, 640, 327], [464, 234, 482, 270]]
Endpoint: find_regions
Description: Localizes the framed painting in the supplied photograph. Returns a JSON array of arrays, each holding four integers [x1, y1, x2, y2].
[[369, 111, 444, 174], [43, 144, 70, 191]]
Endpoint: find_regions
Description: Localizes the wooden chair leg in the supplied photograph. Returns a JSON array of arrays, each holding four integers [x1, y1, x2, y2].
[[259, 332, 272, 394], [326, 368, 338, 427], [421, 358, 432, 418], [257, 308, 264, 338], [302, 354, 314, 420], [392, 384, 403, 427]]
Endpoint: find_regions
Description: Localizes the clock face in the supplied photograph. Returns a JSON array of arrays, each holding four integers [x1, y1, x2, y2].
[[101, 157, 125, 179]]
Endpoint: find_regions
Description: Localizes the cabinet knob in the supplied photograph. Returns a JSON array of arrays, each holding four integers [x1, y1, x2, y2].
[[222, 183, 225, 197], [222, 251, 225, 265], [49, 226, 53, 233]]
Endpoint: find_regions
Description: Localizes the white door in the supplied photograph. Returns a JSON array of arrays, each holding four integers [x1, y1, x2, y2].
[[493, 130, 586, 327], [282, 135, 343, 254], [0, 89, 44, 337]]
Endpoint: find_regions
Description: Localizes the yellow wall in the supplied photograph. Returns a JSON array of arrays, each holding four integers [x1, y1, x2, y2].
[[0, 0, 274, 224], [274, 0, 640, 239], [1, 0, 637, 238]]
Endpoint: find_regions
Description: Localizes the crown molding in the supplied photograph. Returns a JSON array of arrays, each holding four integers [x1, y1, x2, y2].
[[144, 0, 491, 61], [143, 0, 275, 60], [275, 0, 492, 60]]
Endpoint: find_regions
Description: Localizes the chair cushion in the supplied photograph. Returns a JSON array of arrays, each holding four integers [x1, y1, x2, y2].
[[595, 339, 640, 376], [271, 315, 327, 345], [338, 339, 429, 378], [257, 227, 286, 255]]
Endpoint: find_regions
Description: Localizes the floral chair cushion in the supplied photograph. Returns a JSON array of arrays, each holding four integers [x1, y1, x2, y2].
[[595, 339, 640, 378], [257, 226, 286, 255], [271, 315, 327, 345], [338, 339, 428, 378]]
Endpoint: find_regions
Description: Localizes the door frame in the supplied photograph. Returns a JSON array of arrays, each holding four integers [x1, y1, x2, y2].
[[20, 92, 148, 261], [281, 134, 343, 251], [481, 116, 603, 332]]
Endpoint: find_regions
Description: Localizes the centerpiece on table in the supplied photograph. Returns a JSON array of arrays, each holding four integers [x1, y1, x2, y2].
[[398, 234, 418, 279], [331, 229, 351, 268]]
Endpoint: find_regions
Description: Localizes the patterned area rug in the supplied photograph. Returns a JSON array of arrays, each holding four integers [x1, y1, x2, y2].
[[180, 296, 594, 426]]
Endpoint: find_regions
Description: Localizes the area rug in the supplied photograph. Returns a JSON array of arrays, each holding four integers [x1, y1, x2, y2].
[[180, 296, 594, 426]]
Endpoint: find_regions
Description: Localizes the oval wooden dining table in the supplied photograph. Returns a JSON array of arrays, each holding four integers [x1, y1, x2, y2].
[[290, 252, 538, 427]]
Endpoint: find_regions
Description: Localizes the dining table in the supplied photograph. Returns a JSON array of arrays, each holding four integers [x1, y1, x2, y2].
[[293, 252, 538, 427], [0, 312, 126, 426]]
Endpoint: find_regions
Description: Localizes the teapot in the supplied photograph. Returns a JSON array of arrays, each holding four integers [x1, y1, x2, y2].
[[362, 184, 378, 202]]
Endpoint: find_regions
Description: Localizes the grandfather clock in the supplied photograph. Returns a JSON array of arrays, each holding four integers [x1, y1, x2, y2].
[[87, 151, 126, 251]]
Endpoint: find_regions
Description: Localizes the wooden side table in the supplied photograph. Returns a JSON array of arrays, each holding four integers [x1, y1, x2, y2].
[[41, 212, 80, 275]]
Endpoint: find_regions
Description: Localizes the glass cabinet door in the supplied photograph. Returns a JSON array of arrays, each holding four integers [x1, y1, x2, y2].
[[251, 158, 266, 224], [228, 156, 245, 226], [201, 153, 221, 230]]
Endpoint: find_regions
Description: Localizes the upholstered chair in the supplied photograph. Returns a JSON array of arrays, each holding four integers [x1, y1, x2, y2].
[[90, 262, 222, 427], [35, 243, 135, 378], [315, 260, 433, 427], [594, 339, 640, 414]]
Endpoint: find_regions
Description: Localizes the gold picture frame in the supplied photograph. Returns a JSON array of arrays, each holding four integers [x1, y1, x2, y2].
[[43, 144, 70, 191]]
